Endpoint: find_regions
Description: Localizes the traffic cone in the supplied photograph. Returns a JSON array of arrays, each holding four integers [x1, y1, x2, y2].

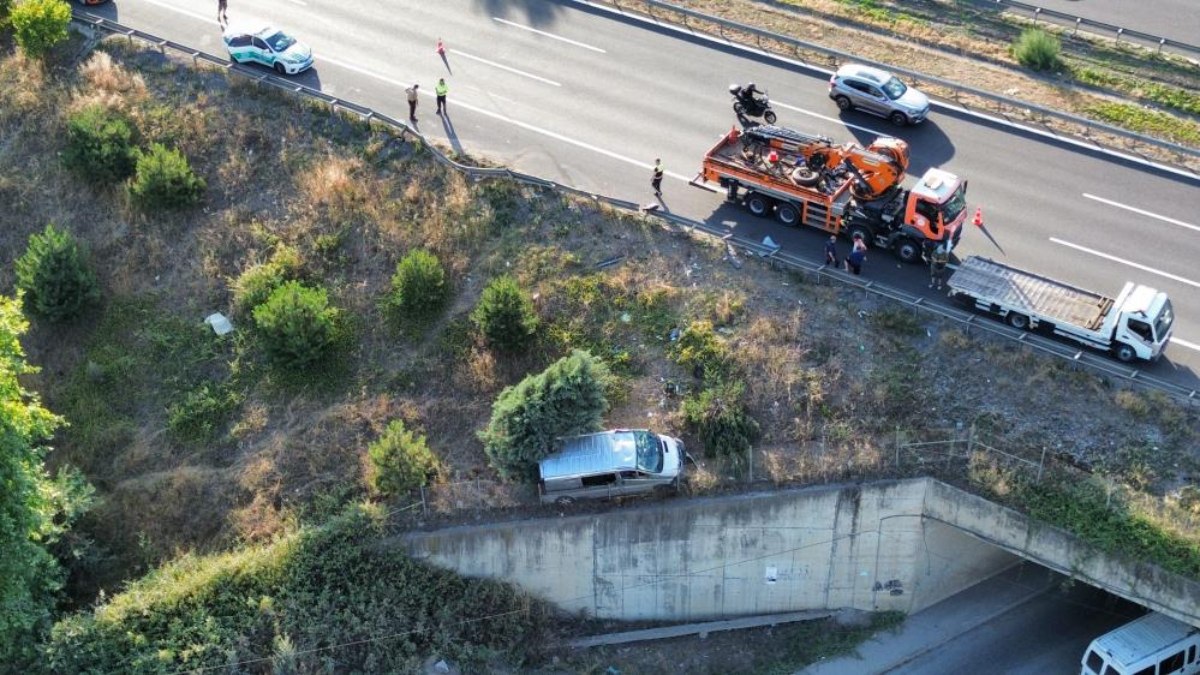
[[436, 38, 446, 56], [972, 207, 984, 228]]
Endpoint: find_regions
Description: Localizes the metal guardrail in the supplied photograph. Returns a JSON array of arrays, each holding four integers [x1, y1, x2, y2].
[[591, 0, 1200, 170], [978, 0, 1200, 61], [72, 13, 1199, 406]]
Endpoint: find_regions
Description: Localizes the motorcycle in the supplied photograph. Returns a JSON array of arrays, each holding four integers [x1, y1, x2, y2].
[[730, 84, 777, 125]]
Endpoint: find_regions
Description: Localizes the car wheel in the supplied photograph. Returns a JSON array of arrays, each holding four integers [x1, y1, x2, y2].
[[274, 62, 286, 75], [835, 95, 853, 111], [746, 193, 772, 218], [1114, 344, 1137, 363], [776, 203, 800, 226], [1007, 313, 1030, 330], [889, 111, 909, 127]]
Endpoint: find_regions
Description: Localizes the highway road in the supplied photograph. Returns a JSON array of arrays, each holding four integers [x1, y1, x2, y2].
[[1006, 0, 1200, 46], [82, 0, 1200, 391]]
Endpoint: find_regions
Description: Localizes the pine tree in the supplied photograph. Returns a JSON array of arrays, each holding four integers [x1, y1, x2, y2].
[[15, 224, 100, 322]]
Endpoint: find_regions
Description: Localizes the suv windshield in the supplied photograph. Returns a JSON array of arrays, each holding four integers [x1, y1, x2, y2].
[[937, 183, 968, 224], [881, 76, 907, 100], [634, 431, 664, 473], [265, 32, 296, 52]]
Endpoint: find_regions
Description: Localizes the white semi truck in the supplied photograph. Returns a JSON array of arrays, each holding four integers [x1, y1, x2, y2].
[[947, 256, 1174, 363]]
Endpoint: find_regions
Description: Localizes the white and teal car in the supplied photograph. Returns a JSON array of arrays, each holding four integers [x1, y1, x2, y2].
[[223, 25, 313, 75]]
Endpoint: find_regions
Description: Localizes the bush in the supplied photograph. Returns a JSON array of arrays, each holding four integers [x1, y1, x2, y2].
[[388, 249, 449, 325], [252, 281, 339, 368], [673, 320, 731, 382], [471, 275, 538, 351], [15, 224, 100, 322], [682, 381, 760, 460], [62, 105, 138, 185], [167, 382, 242, 443], [127, 143, 206, 210], [1013, 28, 1061, 71], [231, 245, 303, 314], [367, 420, 441, 496], [480, 350, 610, 480], [8, 0, 71, 59]]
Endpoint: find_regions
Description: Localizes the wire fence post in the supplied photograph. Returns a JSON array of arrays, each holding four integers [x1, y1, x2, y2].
[[748, 445, 754, 483], [894, 426, 901, 468], [420, 485, 427, 517], [1037, 447, 1047, 483]]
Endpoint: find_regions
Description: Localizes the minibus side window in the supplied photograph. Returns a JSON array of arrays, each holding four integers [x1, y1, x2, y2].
[[1086, 650, 1105, 673], [1160, 650, 1185, 673], [1189, 645, 1197, 663], [1132, 666, 1154, 675], [581, 473, 617, 487]]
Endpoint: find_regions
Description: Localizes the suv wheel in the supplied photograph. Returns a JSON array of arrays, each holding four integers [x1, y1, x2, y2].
[[835, 95, 853, 111], [889, 111, 909, 127]]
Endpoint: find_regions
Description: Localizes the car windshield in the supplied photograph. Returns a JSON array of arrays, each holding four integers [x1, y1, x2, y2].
[[1154, 298, 1174, 341], [938, 183, 968, 224], [633, 431, 664, 474], [264, 32, 296, 52], [881, 76, 908, 100]]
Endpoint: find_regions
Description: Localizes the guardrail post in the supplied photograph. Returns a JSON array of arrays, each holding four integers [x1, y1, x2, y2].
[[1158, 38, 1166, 54], [1074, 17, 1081, 36], [1033, 7, 1041, 25], [1115, 27, 1124, 44]]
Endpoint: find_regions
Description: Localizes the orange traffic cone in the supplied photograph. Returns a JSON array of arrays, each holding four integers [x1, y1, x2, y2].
[[972, 207, 984, 228], [436, 38, 446, 56]]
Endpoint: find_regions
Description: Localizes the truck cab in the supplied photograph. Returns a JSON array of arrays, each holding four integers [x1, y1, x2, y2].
[[903, 168, 967, 247], [1112, 285, 1174, 362]]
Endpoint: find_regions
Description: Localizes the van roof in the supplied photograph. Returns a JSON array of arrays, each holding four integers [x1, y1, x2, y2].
[[1092, 613, 1199, 667], [538, 430, 658, 481]]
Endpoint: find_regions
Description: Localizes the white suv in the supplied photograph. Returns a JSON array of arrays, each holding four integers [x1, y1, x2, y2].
[[829, 64, 930, 126]]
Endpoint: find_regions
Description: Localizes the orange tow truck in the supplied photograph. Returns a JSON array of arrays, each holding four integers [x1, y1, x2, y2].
[[693, 125, 969, 262]]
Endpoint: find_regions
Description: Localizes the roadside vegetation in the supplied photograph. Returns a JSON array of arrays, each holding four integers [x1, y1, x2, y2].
[[0, 17, 1198, 674]]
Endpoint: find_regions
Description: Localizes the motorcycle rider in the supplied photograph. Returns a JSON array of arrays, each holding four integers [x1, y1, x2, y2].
[[736, 82, 764, 109]]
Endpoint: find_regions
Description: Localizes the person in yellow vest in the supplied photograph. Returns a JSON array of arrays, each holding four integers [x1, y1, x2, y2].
[[435, 79, 448, 115]]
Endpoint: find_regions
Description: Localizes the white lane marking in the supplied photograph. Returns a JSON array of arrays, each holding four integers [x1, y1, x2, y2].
[[492, 17, 606, 53], [316, 53, 692, 182], [140, 0, 214, 23], [772, 100, 889, 138], [1049, 237, 1200, 289], [448, 49, 561, 87], [1172, 336, 1200, 353], [1082, 193, 1200, 233]]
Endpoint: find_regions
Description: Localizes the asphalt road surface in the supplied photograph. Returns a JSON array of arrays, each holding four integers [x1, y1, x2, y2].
[[82, 0, 1200, 391], [1007, 0, 1200, 46]]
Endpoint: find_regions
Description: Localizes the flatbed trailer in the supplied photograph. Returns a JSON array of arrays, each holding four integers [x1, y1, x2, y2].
[[947, 256, 1174, 363], [694, 127, 968, 263]]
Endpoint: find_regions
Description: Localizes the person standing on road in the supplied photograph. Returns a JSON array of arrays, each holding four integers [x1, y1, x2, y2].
[[406, 83, 419, 121], [435, 78, 448, 115], [217, 0, 229, 28], [824, 234, 838, 267], [845, 233, 866, 275], [651, 158, 664, 197], [929, 243, 950, 290]]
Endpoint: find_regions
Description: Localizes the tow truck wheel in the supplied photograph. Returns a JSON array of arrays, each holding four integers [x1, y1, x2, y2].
[[895, 238, 922, 264], [846, 224, 872, 246], [1114, 344, 1137, 363], [764, 110, 778, 124], [1007, 313, 1030, 330], [776, 203, 800, 226], [746, 194, 772, 218]]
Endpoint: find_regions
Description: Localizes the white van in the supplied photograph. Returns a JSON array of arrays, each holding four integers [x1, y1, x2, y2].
[[537, 429, 686, 505], [1081, 612, 1200, 675]]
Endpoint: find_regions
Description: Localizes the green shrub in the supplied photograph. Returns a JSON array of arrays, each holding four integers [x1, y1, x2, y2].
[[480, 350, 610, 480], [1013, 28, 1061, 71], [682, 381, 760, 460], [252, 281, 339, 368], [472, 275, 538, 351], [231, 245, 303, 314], [43, 508, 548, 673], [167, 382, 242, 443], [8, 0, 71, 59], [62, 105, 138, 185], [388, 249, 449, 325], [367, 420, 441, 496], [15, 224, 100, 322], [128, 143, 206, 210], [673, 320, 730, 382]]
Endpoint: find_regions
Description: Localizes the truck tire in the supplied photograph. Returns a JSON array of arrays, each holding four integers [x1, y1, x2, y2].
[[895, 239, 922, 264], [846, 224, 873, 247], [1007, 312, 1030, 330], [1114, 344, 1137, 363], [746, 193, 773, 218], [776, 203, 800, 226]]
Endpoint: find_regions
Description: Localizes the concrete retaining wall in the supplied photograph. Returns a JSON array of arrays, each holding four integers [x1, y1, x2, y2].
[[400, 478, 1200, 625]]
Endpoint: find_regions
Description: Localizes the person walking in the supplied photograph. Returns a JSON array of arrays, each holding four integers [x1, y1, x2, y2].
[[406, 83, 419, 121], [217, 0, 228, 28], [929, 243, 950, 289], [823, 234, 838, 266], [435, 78, 448, 115], [651, 158, 664, 197]]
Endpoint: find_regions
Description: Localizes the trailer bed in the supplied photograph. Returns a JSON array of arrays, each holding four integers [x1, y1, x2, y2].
[[949, 257, 1113, 330]]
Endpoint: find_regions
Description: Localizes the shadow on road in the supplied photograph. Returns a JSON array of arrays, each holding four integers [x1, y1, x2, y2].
[[441, 112, 464, 156], [841, 115, 957, 176], [469, 0, 563, 26]]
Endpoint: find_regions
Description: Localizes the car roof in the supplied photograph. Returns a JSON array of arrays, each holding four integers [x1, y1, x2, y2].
[[837, 64, 893, 84], [538, 430, 655, 481], [224, 24, 280, 39]]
